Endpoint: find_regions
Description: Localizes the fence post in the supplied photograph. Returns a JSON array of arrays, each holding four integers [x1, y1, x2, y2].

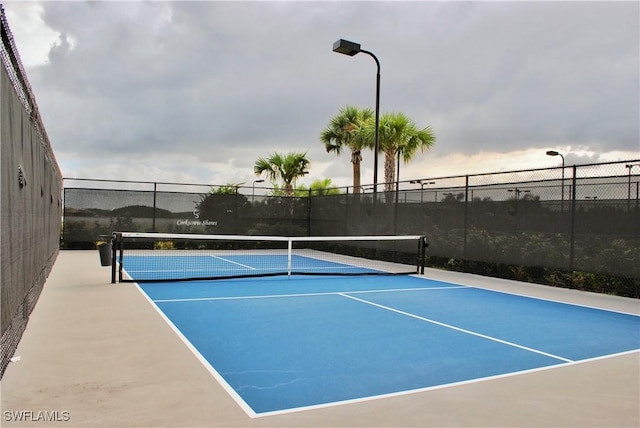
[[344, 187, 349, 236], [463, 175, 469, 272], [152, 182, 157, 233], [307, 188, 312, 236], [636, 182, 639, 239], [393, 185, 399, 235], [62, 188, 67, 246], [569, 165, 577, 275]]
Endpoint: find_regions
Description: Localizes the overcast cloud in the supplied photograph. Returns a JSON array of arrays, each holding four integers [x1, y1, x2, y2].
[[3, 1, 639, 189]]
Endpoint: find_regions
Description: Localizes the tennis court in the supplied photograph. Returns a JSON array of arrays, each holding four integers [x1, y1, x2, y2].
[[2, 251, 639, 427], [122, 235, 640, 418]]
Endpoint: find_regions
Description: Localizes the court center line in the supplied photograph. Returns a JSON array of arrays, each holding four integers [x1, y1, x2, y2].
[[152, 286, 467, 303], [338, 293, 574, 363]]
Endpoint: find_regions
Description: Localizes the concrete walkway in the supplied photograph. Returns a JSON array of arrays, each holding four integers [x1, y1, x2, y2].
[[1, 251, 638, 427]]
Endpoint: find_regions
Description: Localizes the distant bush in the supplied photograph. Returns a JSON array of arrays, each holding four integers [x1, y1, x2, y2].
[[154, 241, 175, 250]]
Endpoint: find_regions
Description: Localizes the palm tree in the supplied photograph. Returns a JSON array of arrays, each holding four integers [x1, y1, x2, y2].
[[375, 112, 435, 192], [320, 106, 374, 194], [254, 151, 310, 197], [309, 178, 341, 196]]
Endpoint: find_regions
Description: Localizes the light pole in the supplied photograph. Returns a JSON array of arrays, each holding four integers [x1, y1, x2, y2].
[[546, 150, 565, 211], [252, 179, 264, 203], [333, 38, 380, 197], [507, 188, 529, 232], [410, 180, 435, 203], [626, 164, 640, 211]]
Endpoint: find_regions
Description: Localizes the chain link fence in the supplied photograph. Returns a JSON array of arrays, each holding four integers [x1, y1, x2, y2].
[[1, 6, 63, 378], [63, 159, 639, 297], [410, 162, 639, 296]]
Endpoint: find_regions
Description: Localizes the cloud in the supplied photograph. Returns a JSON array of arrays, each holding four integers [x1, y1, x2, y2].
[[3, 0, 638, 189], [3, 2, 61, 67]]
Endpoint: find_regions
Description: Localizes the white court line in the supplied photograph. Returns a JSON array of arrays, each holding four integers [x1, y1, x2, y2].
[[339, 293, 574, 363], [254, 349, 639, 418], [135, 281, 637, 418], [152, 286, 467, 303], [209, 255, 256, 270], [133, 283, 258, 418]]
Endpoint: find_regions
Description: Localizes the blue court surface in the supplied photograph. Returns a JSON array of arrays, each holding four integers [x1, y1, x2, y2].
[[137, 274, 640, 417]]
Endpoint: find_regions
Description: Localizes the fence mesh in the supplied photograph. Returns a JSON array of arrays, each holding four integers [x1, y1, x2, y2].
[[1, 6, 62, 378], [63, 160, 639, 297]]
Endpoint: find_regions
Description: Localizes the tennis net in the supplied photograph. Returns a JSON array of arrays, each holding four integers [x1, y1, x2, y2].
[[111, 232, 427, 283]]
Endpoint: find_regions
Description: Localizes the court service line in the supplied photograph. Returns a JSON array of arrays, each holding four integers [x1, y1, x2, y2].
[[209, 255, 257, 270], [153, 286, 467, 303], [349, 285, 467, 295], [339, 293, 574, 363]]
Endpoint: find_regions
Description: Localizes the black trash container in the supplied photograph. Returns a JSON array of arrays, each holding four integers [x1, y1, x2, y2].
[[98, 242, 112, 266]]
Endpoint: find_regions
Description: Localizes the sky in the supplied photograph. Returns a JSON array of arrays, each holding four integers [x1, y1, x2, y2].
[[3, 0, 639, 190]]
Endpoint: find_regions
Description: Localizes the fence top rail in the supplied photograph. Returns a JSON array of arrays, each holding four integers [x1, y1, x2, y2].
[[64, 159, 640, 193], [412, 159, 640, 182], [64, 177, 217, 187]]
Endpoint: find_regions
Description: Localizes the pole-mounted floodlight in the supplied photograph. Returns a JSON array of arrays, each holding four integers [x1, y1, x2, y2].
[[333, 38, 381, 197], [508, 187, 531, 201], [409, 180, 435, 203], [410, 180, 436, 186], [252, 179, 265, 203], [332, 39, 361, 56], [546, 150, 565, 211]]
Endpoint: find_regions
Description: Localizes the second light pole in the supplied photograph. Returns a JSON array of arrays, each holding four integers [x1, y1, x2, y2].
[[252, 179, 264, 204], [546, 150, 565, 211], [333, 38, 380, 196]]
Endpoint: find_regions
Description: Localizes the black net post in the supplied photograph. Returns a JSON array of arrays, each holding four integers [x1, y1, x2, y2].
[[418, 235, 428, 274], [110, 233, 117, 283]]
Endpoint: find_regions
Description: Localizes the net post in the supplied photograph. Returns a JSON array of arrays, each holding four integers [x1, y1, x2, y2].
[[287, 238, 293, 278], [416, 236, 421, 274], [110, 233, 117, 283], [117, 232, 124, 282], [419, 236, 428, 275]]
